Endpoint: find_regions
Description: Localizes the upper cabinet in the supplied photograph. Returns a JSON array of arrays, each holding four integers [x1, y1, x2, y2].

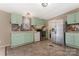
[[67, 13, 76, 24], [31, 18, 47, 25], [67, 12, 79, 24], [75, 12, 79, 23], [11, 13, 22, 25], [11, 13, 46, 26]]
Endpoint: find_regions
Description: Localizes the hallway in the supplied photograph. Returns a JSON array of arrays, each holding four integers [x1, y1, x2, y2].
[[6, 40, 79, 56]]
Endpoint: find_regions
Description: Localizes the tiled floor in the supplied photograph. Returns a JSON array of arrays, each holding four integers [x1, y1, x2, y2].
[[6, 40, 79, 56]]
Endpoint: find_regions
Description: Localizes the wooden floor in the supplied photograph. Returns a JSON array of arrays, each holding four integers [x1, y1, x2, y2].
[[6, 40, 79, 56]]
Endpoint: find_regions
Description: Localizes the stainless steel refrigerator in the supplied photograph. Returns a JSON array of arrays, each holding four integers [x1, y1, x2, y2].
[[50, 19, 65, 45]]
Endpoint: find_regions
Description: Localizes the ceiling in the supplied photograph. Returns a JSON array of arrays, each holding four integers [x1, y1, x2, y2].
[[0, 3, 79, 20]]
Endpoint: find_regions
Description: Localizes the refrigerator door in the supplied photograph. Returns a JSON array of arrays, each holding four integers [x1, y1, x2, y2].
[[55, 20, 64, 45], [50, 21, 56, 43], [50, 19, 64, 45], [51, 32, 56, 42]]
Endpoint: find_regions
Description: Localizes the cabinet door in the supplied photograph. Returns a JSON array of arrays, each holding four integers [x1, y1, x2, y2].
[[67, 13, 76, 24], [66, 33, 74, 47], [75, 12, 79, 23], [24, 32, 34, 44], [74, 33, 79, 48], [11, 32, 25, 47], [11, 13, 22, 25]]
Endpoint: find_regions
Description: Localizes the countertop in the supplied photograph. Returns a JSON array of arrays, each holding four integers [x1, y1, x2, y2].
[[12, 31, 40, 33], [12, 31, 33, 32], [66, 31, 79, 33]]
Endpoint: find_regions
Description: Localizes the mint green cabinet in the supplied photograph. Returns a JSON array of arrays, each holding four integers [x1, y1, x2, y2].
[[31, 18, 46, 25], [11, 32, 25, 47], [66, 32, 79, 48], [67, 12, 79, 24], [11, 32, 34, 47], [67, 13, 76, 24], [24, 32, 34, 44], [66, 33, 75, 47], [74, 33, 79, 48], [11, 13, 22, 25], [75, 12, 79, 23]]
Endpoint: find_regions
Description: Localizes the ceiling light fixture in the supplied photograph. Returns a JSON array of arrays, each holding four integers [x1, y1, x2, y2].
[[41, 3, 48, 7]]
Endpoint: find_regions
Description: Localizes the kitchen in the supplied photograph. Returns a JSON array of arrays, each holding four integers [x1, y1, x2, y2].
[[1, 3, 79, 56], [11, 12, 48, 48]]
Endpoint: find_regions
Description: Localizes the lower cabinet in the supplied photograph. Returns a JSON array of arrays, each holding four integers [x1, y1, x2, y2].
[[74, 33, 79, 48], [66, 32, 75, 47], [66, 32, 79, 48], [11, 32, 34, 47], [24, 32, 34, 44]]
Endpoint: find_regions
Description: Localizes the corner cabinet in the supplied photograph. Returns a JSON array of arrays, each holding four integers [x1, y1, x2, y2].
[[65, 32, 79, 48], [11, 13, 22, 25]]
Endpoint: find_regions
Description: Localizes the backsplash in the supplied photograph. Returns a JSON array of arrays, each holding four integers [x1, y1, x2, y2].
[[67, 24, 79, 32], [11, 24, 31, 31], [12, 24, 20, 31]]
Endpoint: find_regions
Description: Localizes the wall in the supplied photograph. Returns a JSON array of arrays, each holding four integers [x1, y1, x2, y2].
[[0, 10, 10, 47]]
